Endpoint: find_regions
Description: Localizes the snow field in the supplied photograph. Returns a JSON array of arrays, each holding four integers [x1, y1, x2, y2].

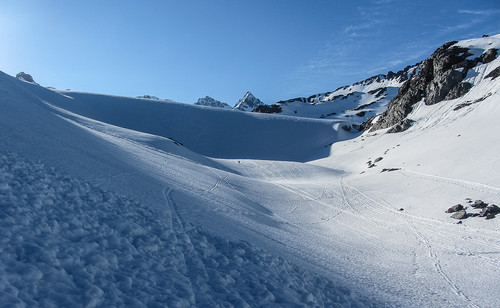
[[0, 152, 366, 307]]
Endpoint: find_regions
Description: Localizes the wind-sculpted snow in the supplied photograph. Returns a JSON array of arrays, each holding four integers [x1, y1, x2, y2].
[[0, 153, 364, 307]]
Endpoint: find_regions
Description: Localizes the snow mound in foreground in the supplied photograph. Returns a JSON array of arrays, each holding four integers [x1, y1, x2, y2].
[[0, 153, 364, 307]]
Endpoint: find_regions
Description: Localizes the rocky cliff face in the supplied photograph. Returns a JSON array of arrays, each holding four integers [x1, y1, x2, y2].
[[233, 92, 264, 111], [365, 40, 499, 132], [195, 96, 231, 109]]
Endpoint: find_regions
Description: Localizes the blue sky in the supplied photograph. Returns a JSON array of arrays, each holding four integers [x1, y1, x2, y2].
[[1, 0, 499, 105]]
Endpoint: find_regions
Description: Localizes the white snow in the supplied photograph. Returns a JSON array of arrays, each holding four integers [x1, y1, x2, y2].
[[1, 34, 500, 307]]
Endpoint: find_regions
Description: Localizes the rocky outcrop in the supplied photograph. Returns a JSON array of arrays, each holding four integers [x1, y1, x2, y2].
[[137, 95, 160, 100], [252, 104, 282, 114], [485, 66, 500, 80], [364, 43, 499, 132], [195, 96, 231, 109], [233, 92, 264, 111], [16, 72, 37, 84]]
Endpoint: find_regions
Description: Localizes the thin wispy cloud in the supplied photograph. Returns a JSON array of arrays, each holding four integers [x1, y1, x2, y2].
[[458, 9, 500, 15]]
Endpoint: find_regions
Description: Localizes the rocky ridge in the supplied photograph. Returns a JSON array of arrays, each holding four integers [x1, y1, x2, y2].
[[195, 96, 231, 109], [364, 36, 499, 132], [251, 64, 419, 127]]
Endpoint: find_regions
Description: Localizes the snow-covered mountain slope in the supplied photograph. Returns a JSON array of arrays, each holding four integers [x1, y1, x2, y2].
[[1, 34, 499, 307], [366, 34, 500, 132], [233, 91, 265, 111], [194, 96, 231, 109], [16, 83, 350, 161], [253, 64, 418, 127], [0, 71, 365, 307]]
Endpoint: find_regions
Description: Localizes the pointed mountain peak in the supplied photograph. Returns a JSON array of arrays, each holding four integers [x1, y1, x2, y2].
[[233, 91, 264, 111]]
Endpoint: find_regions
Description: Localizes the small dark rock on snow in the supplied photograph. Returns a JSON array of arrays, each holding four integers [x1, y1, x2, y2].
[[446, 204, 464, 213], [381, 168, 401, 173], [450, 210, 467, 219], [471, 200, 488, 208]]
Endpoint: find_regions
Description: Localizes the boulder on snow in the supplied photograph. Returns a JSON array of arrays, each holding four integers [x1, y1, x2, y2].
[[479, 204, 500, 218], [471, 200, 488, 208], [450, 210, 467, 219], [446, 204, 464, 213]]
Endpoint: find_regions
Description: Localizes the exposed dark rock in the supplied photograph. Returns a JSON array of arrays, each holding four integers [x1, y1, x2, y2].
[[355, 111, 366, 117], [454, 92, 492, 111], [341, 125, 351, 132], [426, 69, 465, 104], [367, 87, 387, 98], [398, 208, 404, 211], [137, 95, 159, 100], [485, 66, 500, 80], [374, 157, 383, 163], [479, 204, 500, 218], [16, 72, 36, 84], [351, 124, 362, 131], [450, 210, 467, 219], [364, 41, 487, 132], [252, 104, 282, 114], [446, 204, 464, 213], [381, 168, 401, 173], [319, 112, 337, 118], [457, 221, 463, 224], [387, 119, 414, 133], [480, 48, 498, 63], [354, 101, 378, 111], [444, 82, 472, 101], [471, 200, 488, 208], [168, 137, 183, 146]]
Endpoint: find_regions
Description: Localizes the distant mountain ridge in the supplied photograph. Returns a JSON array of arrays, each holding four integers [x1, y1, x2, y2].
[[195, 96, 231, 109], [249, 64, 419, 132]]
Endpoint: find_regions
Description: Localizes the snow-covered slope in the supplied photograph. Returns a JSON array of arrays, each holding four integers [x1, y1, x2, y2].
[[253, 64, 418, 128], [194, 96, 231, 109], [1, 34, 499, 307], [233, 91, 265, 111]]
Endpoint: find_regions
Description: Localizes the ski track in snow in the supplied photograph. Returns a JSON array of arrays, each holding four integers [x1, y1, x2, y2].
[[0, 152, 366, 307], [402, 168, 500, 195]]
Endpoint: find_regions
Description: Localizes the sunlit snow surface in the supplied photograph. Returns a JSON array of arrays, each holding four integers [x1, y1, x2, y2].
[[1, 35, 500, 307]]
